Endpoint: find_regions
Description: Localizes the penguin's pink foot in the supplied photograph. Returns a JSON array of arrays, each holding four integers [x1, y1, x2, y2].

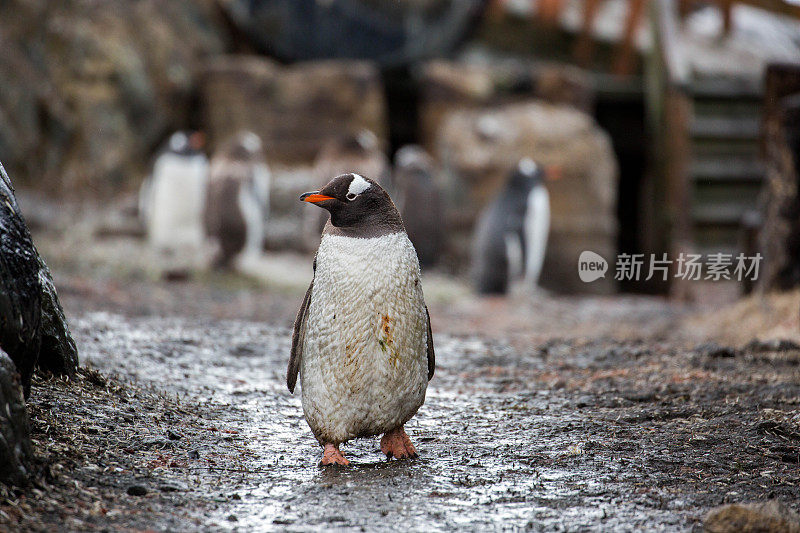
[[320, 443, 349, 466], [380, 427, 418, 460]]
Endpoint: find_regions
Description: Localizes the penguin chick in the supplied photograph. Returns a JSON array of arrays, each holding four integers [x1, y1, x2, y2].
[[204, 132, 271, 269], [290, 173, 435, 466], [141, 131, 208, 254], [393, 145, 446, 268], [471, 158, 551, 294], [304, 130, 390, 251]]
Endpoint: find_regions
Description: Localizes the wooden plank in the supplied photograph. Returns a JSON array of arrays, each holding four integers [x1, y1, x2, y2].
[[735, 0, 800, 18], [690, 116, 761, 140], [690, 157, 764, 182], [653, 0, 691, 88]]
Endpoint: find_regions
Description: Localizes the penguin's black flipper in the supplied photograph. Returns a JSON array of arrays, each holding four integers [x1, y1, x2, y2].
[[425, 306, 435, 381], [288, 280, 313, 393]]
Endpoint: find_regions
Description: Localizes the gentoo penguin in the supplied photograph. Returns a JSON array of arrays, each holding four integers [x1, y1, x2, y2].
[[471, 158, 552, 294], [140, 131, 208, 253], [304, 130, 390, 251], [204, 131, 271, 268], [289, 173, 435, 466], [392, 145, 445, 268]]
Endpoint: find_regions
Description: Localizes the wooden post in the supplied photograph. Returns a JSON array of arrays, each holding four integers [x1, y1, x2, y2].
[[759, 64, 800, 291], [538, 0, 565, 23], [612, 0, 647, 76], [572, 0, 602, 67], [651, 0, 694, 299]]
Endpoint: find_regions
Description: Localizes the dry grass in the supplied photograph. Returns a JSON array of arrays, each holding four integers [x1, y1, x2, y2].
[[684, 289, 800, 346]]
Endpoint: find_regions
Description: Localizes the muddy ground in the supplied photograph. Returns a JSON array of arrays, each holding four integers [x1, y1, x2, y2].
[[1, 228, 799, 531]]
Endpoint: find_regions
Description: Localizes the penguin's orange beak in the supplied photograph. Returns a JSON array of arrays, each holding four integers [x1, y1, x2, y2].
[[300, 191, 335, 203]]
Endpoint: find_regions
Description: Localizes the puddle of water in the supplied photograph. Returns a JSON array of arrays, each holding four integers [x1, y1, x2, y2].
[[73, 312, 698, 531]]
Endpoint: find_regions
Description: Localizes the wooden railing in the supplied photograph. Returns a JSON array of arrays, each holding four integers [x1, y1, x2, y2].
[[490, 0, 800, 76]]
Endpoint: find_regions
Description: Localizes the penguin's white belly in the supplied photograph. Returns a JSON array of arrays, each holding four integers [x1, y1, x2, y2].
[[301, 232, 428, 444], [147, 154, 208, 250]]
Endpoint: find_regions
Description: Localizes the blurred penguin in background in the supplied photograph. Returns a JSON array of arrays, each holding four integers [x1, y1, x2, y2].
[[140, 131, 208, 254], [393, 145, 445, 268], [471, 158, 555, 295], [304, 129, 390, 250], [204, 131, 271, 269]]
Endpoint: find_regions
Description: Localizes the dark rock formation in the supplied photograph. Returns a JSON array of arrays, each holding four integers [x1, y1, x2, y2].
[[0, 163, 78, 394], [0, 164, 42, 392], [36, 256, 79, 377], [0, 349, 33, 487], [218, 0, 486, 66]]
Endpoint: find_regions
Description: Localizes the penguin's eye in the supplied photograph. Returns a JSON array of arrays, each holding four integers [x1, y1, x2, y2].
[[346, 192, 357, 201]]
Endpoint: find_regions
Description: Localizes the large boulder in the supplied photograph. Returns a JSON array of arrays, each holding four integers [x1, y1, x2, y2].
[[201, 56, 389, 165], [217, 0, 486, 66], [0, 163, 78, 394], [0, 167, 43, 391], [0, 0, 227, 195], [0, 350, 33, 487], [418, 59, 593, 151], [436, 101, 618, 294]]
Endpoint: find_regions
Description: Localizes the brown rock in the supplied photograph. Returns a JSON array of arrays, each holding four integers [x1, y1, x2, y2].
[[418, 60, 592, 150], [201, 57, 388, 165], [704, 500, 800, 533], [0, 0, 227, 196], [436, 101, 617, 294]]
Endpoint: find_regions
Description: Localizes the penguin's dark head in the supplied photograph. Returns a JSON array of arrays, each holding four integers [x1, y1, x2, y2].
[[507, 158, 546, 192], [300, 173, 403, 232], [394, 145, 435, 183], [167, 131, 205, 156]]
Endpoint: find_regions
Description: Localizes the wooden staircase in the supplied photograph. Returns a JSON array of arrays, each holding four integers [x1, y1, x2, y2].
[[688, 78, 764, 256]]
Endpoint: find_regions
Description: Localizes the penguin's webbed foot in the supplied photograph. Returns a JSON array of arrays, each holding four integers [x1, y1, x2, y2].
[[380, 426, 418, 460], [320, 443, 350, 466]]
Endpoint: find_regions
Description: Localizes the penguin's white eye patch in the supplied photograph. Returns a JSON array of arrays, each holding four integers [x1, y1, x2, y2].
[[347, 174, 370, 196], [346, 192, 357, 201], [519, 158, 537, 176]]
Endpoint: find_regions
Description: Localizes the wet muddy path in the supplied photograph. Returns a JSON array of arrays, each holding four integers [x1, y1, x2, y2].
[[6, 297, 799, 532]]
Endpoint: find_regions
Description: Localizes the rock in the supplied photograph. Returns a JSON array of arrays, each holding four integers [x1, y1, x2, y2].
[[126, 484, 148, 497], [0, 0, 227, 195], [201, 56, 388, 165], [36, 256, 79, 377], [744, 338, 800, 353], [219, 0, 485, 65], [696, 342, 738, 359], [436, 101, 618, 294], [158, 481, 189, 492], [0, 163, 78, 394], [0, 164, 42, 392], [418, 60, 593, 150], [704, 500, 800, 533], [0, 350, 34, 487]]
